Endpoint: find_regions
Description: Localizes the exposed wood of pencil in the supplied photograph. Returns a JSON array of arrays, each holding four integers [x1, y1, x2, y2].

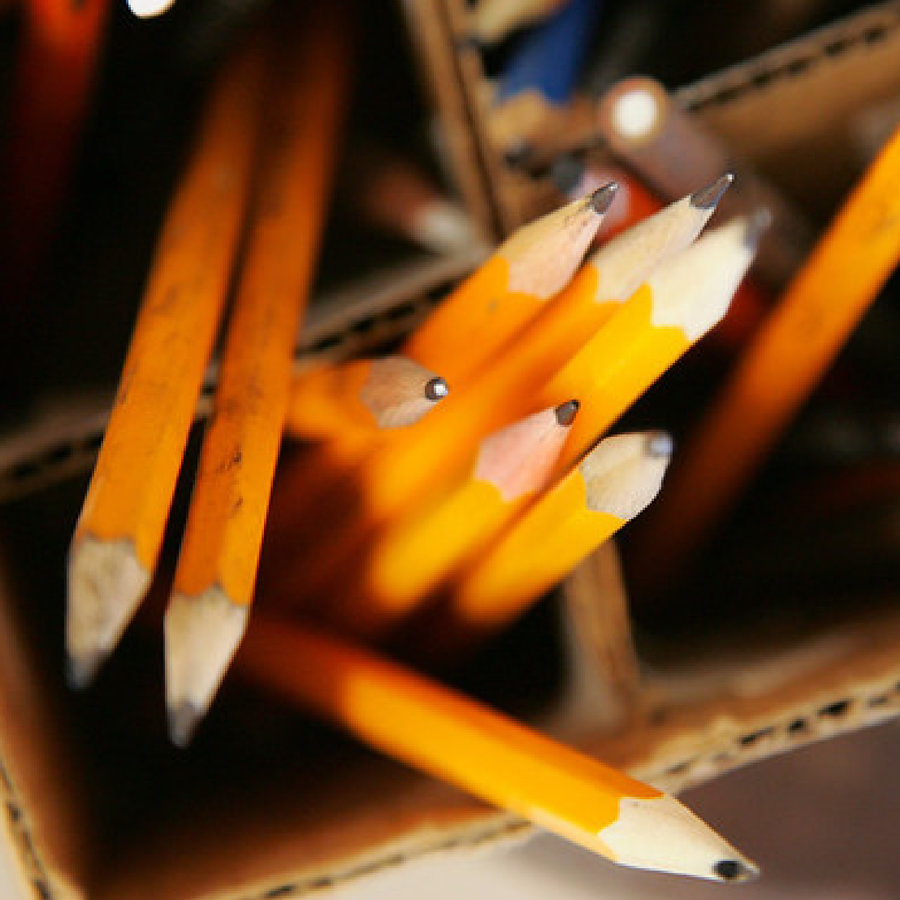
[[329, 401, 577, 639], [259, 357, 449, 587], [540, 215, 763, 475], [164, 10, 349, 747], [360, 196, 747, 527], [65, 40, 266, 688], [237, 617, 758, 882], [631, 122, 900, 593], [402, 186, 615, 386], [451, 431, 672, 633], [1, 0, 111, 298]]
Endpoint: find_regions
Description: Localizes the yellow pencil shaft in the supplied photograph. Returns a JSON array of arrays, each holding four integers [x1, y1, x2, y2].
[[456, 471, 624, 627], [173, 11, 348, 604], [541, 285, 687, 472], [73, 41, 264, 569], [238, 619, 661, 853]]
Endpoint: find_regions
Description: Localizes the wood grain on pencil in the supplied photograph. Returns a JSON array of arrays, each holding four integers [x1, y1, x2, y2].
[[238, 617, 758, 883], [66, 39, 266, 688], [164, 8, 349, 746]]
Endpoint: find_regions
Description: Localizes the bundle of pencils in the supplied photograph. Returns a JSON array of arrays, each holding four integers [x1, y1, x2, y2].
[[62, 5, 769, 876]]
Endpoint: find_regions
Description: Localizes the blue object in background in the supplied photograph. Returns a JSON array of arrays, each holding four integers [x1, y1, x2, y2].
[[495, 0, 602, 107]]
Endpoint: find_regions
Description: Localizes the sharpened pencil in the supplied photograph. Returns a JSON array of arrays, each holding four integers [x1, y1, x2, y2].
[[329, 401, 578, 638], [238, 616, 759, 883], [402, 186, 616, 386], [451, 431, 672, 636], [66, 38, 266, 688], [164, 7, 350, 746]]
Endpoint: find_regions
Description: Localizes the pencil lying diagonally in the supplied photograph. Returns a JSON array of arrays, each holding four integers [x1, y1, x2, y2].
[[361, 209, 760, 525], [402, 183, 617, 386], [237, 617, 759, 883], [66, 37, 266, 688], [449, 431, 672, 640], [631, 120, 900, 594], [329, 401, 578, 638], [164, 6, 350, 747]]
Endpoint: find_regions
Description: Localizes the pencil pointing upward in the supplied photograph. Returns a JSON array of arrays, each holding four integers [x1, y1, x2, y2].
[[238, 618, 758, 883], [403, 184, 617, 385]]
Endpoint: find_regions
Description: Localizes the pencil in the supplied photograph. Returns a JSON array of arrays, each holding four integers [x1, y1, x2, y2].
[[540, 213, 764, 475], [402, 185, 616, 386], [1, 0, 111, 299], [65, 37, 266, 688], [164, 7, 349, 746], [487, 0, 601, 154], [451, 431, 672, 636], [330, 401, 578, 638], [237, 616, 759, 883], [630, 121, 900, 593], [359, 182, 736, 525], [258, 356, 449, 587]]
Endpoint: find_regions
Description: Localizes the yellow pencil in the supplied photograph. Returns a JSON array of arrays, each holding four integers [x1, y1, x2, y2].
[[330, 401, 578, 638], [66, 38, 266, 687], [238, 616, 758, 883], [164, 7, 349, 746], [403, 185, 616, 386], [631, 121, 900, 592]]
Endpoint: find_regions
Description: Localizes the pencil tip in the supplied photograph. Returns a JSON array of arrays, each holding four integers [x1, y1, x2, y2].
[[555, 399, 579, 426], [645, 430, 673, 458], [690, 173, 733, 210], [424, 376, 450, 402], [745, 207, 773, 249], [589, 181, 619, 215], [713, 858, 759, 882], [168, 702, 201, 748], [503, 142, 533, 169], [549, 155, 584, 194], [66, 651, 104, 690]]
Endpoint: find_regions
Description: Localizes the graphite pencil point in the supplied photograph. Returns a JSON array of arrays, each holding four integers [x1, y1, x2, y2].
[[555, 399, 580, 426], [425, 376, 450, 401], [690, 173, 734, 210], [590, 181, 619, 214], [745, 207, 773, 248], [714, 858, 759, 882]]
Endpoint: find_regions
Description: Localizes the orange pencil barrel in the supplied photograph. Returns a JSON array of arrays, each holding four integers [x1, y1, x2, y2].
[[633, 122, 900, 590], [66, 39, 266, 685], [164, 7, 350, 744]]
